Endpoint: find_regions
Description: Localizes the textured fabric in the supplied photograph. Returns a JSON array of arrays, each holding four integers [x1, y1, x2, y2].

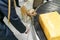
[[0, 0, 27, 40], [0, 0, 26, 33]]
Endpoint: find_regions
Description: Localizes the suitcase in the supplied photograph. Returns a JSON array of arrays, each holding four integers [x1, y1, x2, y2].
[[34, 1, 60, 40]]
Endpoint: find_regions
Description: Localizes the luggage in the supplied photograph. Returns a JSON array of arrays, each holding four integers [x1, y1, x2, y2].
[[34, 1, 60, 40], [39, 11, 60, 40]]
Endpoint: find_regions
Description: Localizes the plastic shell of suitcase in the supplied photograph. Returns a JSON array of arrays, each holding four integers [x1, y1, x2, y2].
[[39, 11, 60, 40]]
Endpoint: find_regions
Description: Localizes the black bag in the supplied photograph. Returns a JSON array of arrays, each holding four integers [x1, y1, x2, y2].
[[0, 11, 4, 22]]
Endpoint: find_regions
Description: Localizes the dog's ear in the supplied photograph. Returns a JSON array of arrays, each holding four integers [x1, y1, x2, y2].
[[33, 0, 44, 9]]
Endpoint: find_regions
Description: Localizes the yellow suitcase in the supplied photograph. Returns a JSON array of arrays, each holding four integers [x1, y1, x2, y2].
[[39, 11, 60, 40]]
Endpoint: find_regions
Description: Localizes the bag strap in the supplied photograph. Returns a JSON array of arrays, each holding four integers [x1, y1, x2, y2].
[[8, 0, 16, 22], [8, 0, 11, 22]]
